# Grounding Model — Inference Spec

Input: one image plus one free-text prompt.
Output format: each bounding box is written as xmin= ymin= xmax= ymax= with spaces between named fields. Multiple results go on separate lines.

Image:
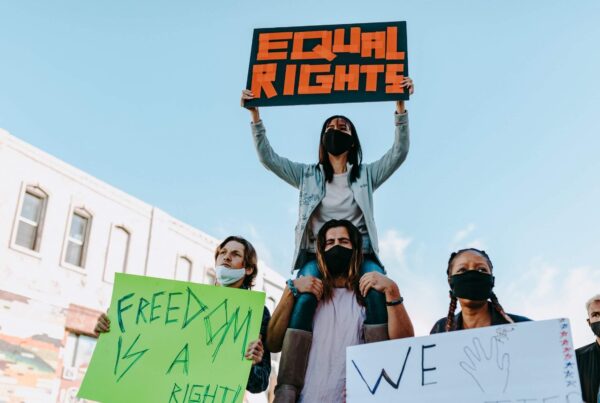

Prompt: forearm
xmin=250 ymin=109 xmax=260 ymax=124
xmin=385 ymin=285 xmax=414 ymax=339
xmin=266 ymin=288 xmax=295 ymax=352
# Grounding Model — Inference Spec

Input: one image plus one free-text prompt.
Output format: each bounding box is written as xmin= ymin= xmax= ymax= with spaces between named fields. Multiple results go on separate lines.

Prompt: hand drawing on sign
xmin=459 ymin=336 xmax=510 ymax=394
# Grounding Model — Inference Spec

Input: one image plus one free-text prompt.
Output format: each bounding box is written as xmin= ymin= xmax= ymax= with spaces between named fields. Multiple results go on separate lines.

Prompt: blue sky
xmin=1 ymin=0 xmax=599 ymax=345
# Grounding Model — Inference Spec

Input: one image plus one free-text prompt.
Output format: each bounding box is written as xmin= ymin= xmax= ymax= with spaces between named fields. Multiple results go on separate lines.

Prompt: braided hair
xmin=445 ymin=248 xmax=514 ymax=332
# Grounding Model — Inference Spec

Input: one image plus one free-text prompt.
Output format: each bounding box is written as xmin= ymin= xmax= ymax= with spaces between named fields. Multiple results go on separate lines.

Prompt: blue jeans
xmin=288 ymin=255 xmax=388 ymax=331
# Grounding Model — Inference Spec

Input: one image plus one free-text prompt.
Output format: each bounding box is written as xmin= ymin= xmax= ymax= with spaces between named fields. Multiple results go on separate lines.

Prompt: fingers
xmin=295 ymin=276 xmax=324 ymax=300
xmin=401 ymin=77 xmax=414 ymax=95
xmin=245 ymin=339 xmax=264 ymax=364
xmin=94 ymin=313 xmax=111 ymax=334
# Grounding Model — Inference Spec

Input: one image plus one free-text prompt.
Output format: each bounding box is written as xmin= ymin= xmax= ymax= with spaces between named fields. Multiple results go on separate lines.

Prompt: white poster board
xmin=347 ymin=319 xmax=583 ymax=403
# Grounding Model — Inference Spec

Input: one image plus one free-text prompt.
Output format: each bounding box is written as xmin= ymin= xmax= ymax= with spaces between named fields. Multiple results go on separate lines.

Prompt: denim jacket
xmin=251 ymin=112 xmax=409 ymax=271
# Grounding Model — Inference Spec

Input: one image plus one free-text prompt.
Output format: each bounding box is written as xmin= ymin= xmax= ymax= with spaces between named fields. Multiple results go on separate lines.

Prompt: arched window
xmin=14 ymin=185 xmax=48 ymax=251
xmin=175 ymin=256 xmax=192 ymax=282
xmin=103 ymin=226 xmax=130 ymax=283
xmin=64 ymin=208 xmax=92 ymax=268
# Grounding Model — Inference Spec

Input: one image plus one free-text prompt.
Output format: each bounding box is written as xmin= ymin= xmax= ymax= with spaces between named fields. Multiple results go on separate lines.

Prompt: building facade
xmin=0 ymin=129 xmax=284 ymax=402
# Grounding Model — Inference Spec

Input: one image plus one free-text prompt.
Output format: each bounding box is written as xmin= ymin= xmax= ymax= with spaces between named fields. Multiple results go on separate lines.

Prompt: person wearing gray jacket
xmin=241 ymin=79 xmax=413 ymax=402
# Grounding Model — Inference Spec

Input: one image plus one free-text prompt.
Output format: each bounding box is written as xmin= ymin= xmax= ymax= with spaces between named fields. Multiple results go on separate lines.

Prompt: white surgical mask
xmin=215 ymin=265 xmax=246 ymax=286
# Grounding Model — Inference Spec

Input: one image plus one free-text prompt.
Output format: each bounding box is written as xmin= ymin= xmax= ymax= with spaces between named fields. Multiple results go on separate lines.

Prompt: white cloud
xmin=450 ymin=223 xmax=486 ymax=251
xmin=379 ymin=230 xmax=448 ymax=337
xmin=498 ymin=258 xmax=600 ymax=348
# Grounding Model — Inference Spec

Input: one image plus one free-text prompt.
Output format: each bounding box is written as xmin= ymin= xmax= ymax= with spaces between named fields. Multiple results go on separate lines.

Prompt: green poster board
xmin=78 ymin=273 xmax=266 ymax=403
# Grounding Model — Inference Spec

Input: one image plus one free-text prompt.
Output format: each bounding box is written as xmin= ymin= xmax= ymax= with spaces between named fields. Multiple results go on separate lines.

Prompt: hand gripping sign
xmin=346 ymin=319 xmax=584 ymax=403
xmin=78 ymin=273 xmax=265 ymax=403
xmin=245 ymin=21 xmax=409 ymax=107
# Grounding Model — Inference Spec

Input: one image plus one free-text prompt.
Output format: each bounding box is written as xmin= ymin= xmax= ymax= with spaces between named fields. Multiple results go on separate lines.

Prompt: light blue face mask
xmin=215 ymin=265 xmax=246 ymax=286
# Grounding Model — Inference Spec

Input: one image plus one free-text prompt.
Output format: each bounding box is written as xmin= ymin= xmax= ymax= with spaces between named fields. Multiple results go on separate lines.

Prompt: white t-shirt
xmin=299 ymin=288 xmax=365 ymax=403
xmin=309 ymin=172 xmax=367 ymax=250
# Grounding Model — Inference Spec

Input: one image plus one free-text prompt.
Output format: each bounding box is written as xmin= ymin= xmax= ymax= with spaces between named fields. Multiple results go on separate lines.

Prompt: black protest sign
xmin=245 ymin=21 xmax=409 ymax=107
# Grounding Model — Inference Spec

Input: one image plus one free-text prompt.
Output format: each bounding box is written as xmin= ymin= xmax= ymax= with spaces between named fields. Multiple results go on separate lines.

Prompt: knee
xmin=297 ymin=259 xmax=321 ymax=279
xmin=360 ymin=259 xmax=385 ymax=275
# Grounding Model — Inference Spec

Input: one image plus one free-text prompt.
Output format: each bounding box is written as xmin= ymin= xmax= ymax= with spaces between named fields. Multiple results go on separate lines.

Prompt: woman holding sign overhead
xmin=430 ymin=248 xmax=531 ymax=334
xmin=94 ymin=235 xmax=271 ymax=394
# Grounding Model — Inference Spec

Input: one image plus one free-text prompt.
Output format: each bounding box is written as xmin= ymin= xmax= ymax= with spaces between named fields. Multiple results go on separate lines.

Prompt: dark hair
xmin=214 ymin=235 xmax=258 ymax=289
xmin=318 ymin=115 xmax=363 ymax=183
xmin=315 ymin=219 xmax=364 ymax=305
xmin=445 ymin=248 xmax=513 ymax=332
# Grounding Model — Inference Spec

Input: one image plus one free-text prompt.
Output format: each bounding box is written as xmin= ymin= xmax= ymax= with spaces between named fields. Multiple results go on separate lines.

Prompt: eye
xmin=477 ymin=266 xmax=488 ymax=273
xmin=456 ymin=267 xmax=466 ymax=274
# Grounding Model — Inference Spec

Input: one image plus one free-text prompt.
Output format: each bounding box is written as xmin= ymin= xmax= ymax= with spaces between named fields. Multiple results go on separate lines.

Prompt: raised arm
xmin=242 ymin=89 xmax=306 ymax=189
xmin=359 ymin=272 xmax=414 ymax=339
xmin=368 ymin=78 xmax=414 ymax=190
xmin=266 ymin=276 xmax=323 ymax=352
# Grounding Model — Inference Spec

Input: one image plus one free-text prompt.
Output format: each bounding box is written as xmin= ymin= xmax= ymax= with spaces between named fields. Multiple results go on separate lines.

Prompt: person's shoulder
xmin=430 ymin=317 xmax=448 ymax=334
xmin=507 ymin=313 xmax=531 ymax=323
xmin=575 ymin=342 xmax=597 ymax=356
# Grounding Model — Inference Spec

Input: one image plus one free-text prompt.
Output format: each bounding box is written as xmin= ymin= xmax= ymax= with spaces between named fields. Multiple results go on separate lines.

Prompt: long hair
xmin=315 ymin=219 xmax=364 ymax=304
xmin=318 ymin=115 xmax=363 ymax=183
xmin=445 ymin=248 xmax=513 ymax=332
xmin=214 ymin=235 xmax=258 ymax=289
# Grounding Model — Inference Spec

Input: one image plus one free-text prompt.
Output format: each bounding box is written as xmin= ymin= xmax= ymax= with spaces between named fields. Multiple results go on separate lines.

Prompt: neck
xmin=460 ymin=301 xmax=492 ymax=329
xmin=328 ymin=154 xmax=348 ymax=174
xmin=332 ymin=276 xmax=347 ymax=288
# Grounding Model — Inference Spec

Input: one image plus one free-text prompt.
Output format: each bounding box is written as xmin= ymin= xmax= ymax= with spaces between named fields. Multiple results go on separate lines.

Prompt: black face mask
xmin=590 ymin=321 xmax=600 ymax=338
xmin=449 ymin=270 xmax=495 ymax=301
xmin=324 ymin=129 xmax=354 ymax=156
xmin=323 ymin=245 xmax=353 ymax=277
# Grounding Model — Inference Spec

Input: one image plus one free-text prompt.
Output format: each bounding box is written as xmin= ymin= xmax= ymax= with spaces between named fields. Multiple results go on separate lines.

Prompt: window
xmin=64 ymin=209 xmax=92 ymax=267
xmin=205 ymin=267 xmax=216 ymax=285
xmin=14 ymin=186 xmax=48 ymax=251
xmin=175 ymin=256 xmax=192 ymax=281
xmin=63 ymin=332 xmax=96 ymax=379
xmin=104 ymin=226 xmax=130 ymax=282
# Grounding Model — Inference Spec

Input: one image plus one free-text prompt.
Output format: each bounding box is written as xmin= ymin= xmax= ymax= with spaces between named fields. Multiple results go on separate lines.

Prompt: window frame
xmin=60 ymin=206 xmax=93 ymax=273
xmin=174 ymin=255 xmax=193 ymax=282
xmin=102 ymin=224 xmax=131 ymax=284
xmin=10 ymin=183 xmax=49 ymax=257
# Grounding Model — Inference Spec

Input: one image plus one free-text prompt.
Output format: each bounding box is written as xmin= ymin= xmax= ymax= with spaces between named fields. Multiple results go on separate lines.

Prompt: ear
xmin=245 ymin=267 xmax=254 ymax=277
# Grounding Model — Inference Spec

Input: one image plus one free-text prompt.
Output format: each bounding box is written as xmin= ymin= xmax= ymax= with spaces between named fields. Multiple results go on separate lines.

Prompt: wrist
xmin=286 ymin=279 xmax=298 ymax=297
xmin=384 ymin=283 xmax=400 ymax=300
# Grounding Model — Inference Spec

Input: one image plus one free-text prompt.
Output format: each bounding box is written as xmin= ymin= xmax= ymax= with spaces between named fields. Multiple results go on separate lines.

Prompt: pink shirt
xmin=299 ymin=288 xmax=365 ymax=403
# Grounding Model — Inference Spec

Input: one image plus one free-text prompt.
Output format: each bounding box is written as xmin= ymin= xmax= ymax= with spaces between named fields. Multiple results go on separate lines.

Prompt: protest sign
xmin=347 ymin=319 xmax=583 ymax=403
xmin=245 ymin=21 xmax=409 ymax=107
xmin=78 ymin=273 xmax=266 ymax=403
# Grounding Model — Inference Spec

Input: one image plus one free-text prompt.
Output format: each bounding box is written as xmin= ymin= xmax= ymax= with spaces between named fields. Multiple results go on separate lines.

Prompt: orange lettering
xmin=298 ymin=64 xmax=333 ymax=94
xmin=251 ymin=64 xmax=278 ymax=98
xmin=334 ymin=64 xmax=360 ymax=91
xmin=361 ymin=31 xmax=386 ymax=59
xmin=291 ymin=31 xmax=336 ymax=61
xmin=385 ymin=64 xmax=405 ymax=93
xmin=385 ymin=27 xmax=405 ymax=60
xmin=333 ymin=27 xmax=361 ymax=53
xmin=283 ymin=65 xmax=297 ymax=95
xmin=257 ymin=32 xmax=293 ymax=61
xmin=360 ymin=65 xmax=384 ymax=92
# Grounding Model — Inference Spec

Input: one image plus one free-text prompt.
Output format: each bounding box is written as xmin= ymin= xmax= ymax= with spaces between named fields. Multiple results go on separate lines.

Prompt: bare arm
xmin=266 ymin=276 xmax=323 ymax=353
xmin=359 ymin=273 xmax=414 ymax=339
xmin=266 ymin=287 xmax=295 ymax=353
